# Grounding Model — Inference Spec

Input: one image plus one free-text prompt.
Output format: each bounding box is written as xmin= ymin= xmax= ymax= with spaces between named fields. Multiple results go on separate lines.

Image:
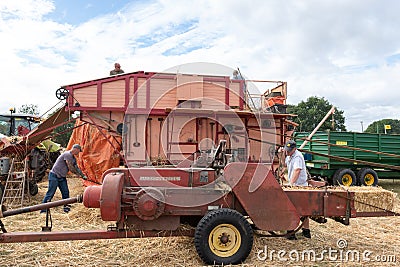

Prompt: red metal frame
xmin=92 ymin=163 xmax=378 ymax=230
xmin=225 ymin=163 xmax=301 ymax=230
xmin=0 ymin=229 xmax=194 ymax=243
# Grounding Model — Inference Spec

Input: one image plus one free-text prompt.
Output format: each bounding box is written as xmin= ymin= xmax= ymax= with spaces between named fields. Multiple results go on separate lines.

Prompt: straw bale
xmin=348 ymin=186 xmax=397 ymax=212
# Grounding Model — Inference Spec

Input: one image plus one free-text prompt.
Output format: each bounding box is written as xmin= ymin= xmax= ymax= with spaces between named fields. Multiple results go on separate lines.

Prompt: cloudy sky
xmin=1 ymin=0 xmax=399 ymax=132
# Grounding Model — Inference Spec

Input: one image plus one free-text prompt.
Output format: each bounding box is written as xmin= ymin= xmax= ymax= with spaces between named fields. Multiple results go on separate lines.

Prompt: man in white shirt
xmin=285 ymin=140 xmax=308 ymax=186
xmin=284 ymin=140 xmax=311 ymax=239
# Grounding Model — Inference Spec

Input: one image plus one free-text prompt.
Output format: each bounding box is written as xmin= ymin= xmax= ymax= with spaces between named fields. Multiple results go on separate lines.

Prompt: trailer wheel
xmin=194 ymin=208 xmax=253 ymax=265
xmin=333 ymin=168 xmax=356 ymax=186
xmin=357 ymin=168 xmax=378 ymax=186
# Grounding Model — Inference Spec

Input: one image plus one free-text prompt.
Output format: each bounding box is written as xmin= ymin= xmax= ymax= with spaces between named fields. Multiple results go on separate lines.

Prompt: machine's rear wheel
xmin=0 ymin=183 xmax=4 ymax=201
xmin=194 ymin=208 xmax=253 ymax=265
xmin=333 ymin=168 xmax=356 ymax=186
xmin=357 ymin=168 xmax=378 ymax=186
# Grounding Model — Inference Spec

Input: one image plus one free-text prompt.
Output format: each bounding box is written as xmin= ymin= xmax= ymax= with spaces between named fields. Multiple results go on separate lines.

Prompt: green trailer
xmin=294 ymin=131 xmax=400 ymax=186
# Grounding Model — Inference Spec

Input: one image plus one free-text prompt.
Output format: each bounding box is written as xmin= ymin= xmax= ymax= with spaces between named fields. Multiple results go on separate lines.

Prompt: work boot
xmin=286 ymin=230 xmax=297 ymax=240
xmin=63 ymin=205 xmax=71 ymax=213
xmin=302 ymin=228 xmax=311 ymax=238
xmin=311 ymin=216 xmax=327 ymax=223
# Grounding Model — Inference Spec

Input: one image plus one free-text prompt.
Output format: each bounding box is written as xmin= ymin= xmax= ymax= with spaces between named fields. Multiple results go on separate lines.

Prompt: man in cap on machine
xmin=284 ymin=140 xmax=311 ymax=239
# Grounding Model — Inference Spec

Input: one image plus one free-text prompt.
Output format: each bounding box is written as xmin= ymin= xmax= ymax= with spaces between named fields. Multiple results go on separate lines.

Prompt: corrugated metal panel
xmin=74 ymin=85 xmax=97 ymax=107
xmin=136 ymin=78 xmax=147 ymax=108
xmin=150 ymin=78 xmax=177 ymax=109
xmin=202 ymin=82 xmax=226 ymax=110
xmin=229 ymin=83 xmax=241 ymax=108
xmin=102 ymin=80 xmax=125 ymax=107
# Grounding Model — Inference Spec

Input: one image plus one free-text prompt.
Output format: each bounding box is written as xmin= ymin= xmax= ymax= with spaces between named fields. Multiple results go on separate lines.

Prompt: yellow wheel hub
xmin=342 ymin=174 xmax=353 ymax=186
xmin=208 ymin=224 xmax=241 ymax=257
xmin=364 ymin=173 xmax=374 ymax=186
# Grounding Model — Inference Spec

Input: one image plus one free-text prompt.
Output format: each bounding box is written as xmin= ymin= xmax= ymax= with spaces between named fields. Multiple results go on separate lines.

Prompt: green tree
xmin=51 ymin=121 xmax=74 ymax=147
xmin=365 ymin=119 xmax=400 ymax=134
xmin=287 ymin=96 xmax=346 ymax=132
xmin=18 ymin=104 xmax=40 ymax=115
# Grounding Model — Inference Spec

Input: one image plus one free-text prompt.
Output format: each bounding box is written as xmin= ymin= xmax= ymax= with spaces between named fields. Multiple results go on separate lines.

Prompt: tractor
xmin=0 ymin=110 xmax=62 ymax=198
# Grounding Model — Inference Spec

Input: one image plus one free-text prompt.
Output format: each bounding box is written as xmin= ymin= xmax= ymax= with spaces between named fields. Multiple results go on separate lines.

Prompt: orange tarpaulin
xmin=67 ymin=119 xmax=122 ymax=185
xmin=266 ymin=96 xmax=285 ymax=107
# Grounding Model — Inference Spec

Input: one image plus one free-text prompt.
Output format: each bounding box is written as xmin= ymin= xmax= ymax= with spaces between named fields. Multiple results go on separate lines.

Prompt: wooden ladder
xmin=1 ymin=158 xmax=28 ymax=209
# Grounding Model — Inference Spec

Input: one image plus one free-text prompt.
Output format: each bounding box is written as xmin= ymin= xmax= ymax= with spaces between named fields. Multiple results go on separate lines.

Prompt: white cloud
xmin=0 ymin=0 xmax=399 ymax=131
xmin=0 ymin=0 xmax=54 ymax=20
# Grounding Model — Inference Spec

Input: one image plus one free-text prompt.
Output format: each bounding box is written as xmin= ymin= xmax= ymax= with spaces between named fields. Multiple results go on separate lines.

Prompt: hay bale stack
xmin=347 ymin=186 xmax=397 ymax=212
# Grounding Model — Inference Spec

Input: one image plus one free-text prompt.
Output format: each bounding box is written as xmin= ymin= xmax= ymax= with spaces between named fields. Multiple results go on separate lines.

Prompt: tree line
xmin=286 ymin=96 xmax=400 ymax=134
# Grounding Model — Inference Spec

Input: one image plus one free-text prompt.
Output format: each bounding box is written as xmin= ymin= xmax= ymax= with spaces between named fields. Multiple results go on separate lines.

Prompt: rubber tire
xmin=194 ymin=208 xmax=253 ymax=265
xmin=34 ymin=166 xmax=47 ymax=182
xmin=29 ymin=182 xmax=39 ymax=196
xmin=0 ymin=183 xmax=4 ymax=202
xmin=333 ymin=168 xmax=356 ymax=186
xmin=29 ymin=148 xmax=48 ymax=182
xmin=357 ymin=168 xmax=378 ymax=186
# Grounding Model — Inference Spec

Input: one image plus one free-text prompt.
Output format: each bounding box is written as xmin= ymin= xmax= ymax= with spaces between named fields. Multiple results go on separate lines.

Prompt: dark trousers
xmin=42 ymin=172 xmax=70 ymax=204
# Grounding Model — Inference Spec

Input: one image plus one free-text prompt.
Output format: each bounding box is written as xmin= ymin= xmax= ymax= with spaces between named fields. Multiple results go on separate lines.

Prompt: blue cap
xmin=72 ymin=144 xmax=82 ymax=152
xmin=284 ymin=140 xmax=297 ymax=151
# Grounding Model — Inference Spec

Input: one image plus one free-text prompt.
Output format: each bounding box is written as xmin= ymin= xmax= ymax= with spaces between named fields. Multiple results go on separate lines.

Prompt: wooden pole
xmin=299 ymin=106 xmax=335 ymax=150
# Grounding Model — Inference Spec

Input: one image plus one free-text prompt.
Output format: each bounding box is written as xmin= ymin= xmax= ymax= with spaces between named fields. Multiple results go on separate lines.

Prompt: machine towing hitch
xmin=0 ymin=196 xmax=82 ymax=233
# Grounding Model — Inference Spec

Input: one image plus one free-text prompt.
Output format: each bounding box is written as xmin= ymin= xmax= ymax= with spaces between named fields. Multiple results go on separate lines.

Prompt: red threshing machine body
xmin=82 ymin=163 xmax=357 ymax=233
